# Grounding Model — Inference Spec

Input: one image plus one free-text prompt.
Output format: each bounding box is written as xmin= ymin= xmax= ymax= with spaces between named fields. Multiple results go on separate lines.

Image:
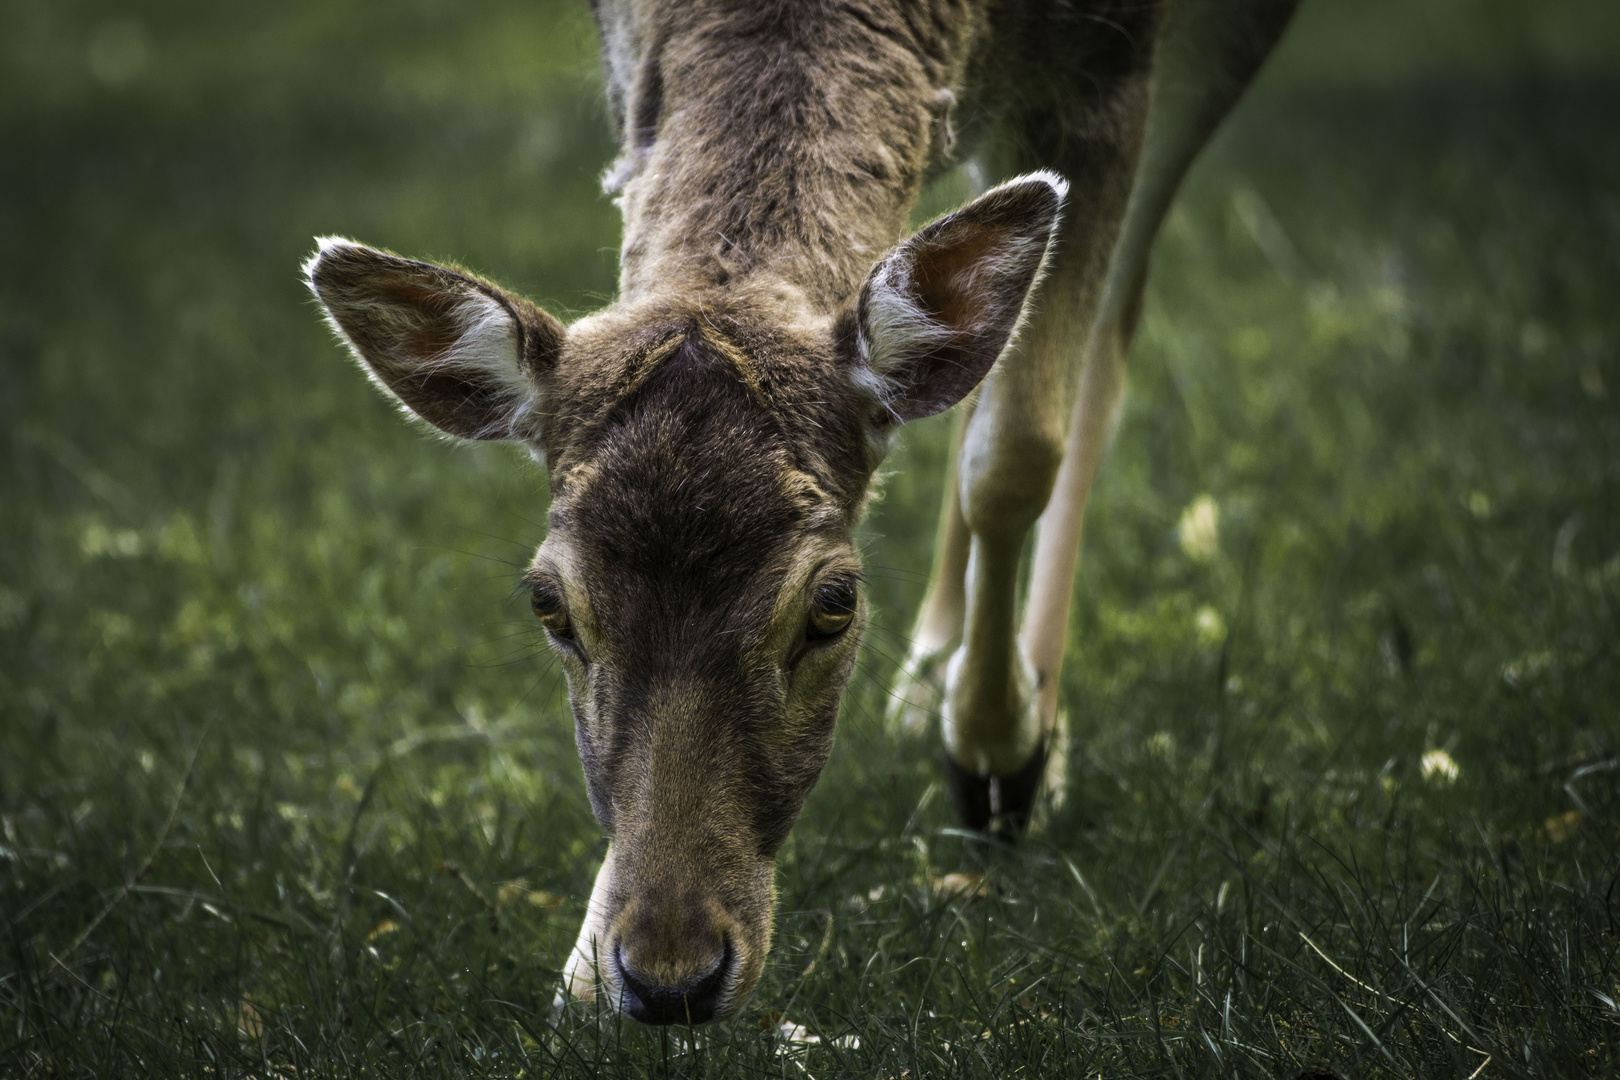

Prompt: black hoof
xmin=942 ymin=739 xmax=1048 ymax=840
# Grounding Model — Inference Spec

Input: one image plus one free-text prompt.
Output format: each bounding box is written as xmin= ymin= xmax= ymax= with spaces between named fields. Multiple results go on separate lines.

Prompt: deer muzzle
xmin=565 ymin=839 xmax=775 ymax=1024
xmin=611 ymin=892 xmax=738 ymax=1024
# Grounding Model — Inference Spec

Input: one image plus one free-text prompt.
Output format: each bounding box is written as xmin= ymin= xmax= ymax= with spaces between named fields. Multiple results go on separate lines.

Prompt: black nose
xmin=615 ymin=941 xmax=731 ymax=1025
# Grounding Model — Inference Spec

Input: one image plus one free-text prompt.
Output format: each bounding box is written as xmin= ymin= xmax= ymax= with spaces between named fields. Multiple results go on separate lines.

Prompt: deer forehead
xmin=548 ymin=328 xmax=849 ymax=510
xmin=534 ymin=328 xmax=855 ymax=633
xmin=545 ymin=305 xmax=865 ymax=476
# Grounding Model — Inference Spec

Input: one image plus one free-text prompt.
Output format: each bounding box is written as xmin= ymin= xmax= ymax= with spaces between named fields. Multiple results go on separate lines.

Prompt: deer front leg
xmin=940 ymin=325 xmax=1072 ymax=835
xmin=935 ymin=124 xmax=1147 ymax=833
xmin=1011 ymin=0 xmax=1306 ymax=770
xmin=557 ymin=844 xmax=618 ymax=1008
xmin=887 ymin=403 xmax=973 ymax=735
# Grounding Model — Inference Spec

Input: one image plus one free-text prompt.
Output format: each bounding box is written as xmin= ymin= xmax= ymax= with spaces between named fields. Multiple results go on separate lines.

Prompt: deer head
xmin=305 ymin=173 xmax=1064 ymax=1023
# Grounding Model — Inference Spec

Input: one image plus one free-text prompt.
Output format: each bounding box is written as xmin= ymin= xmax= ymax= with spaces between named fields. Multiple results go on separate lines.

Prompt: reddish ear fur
xmin=853 ymin=172 xmax=1066 ymax=423
xmin=305 ymin=238 xmax=565 ymax=444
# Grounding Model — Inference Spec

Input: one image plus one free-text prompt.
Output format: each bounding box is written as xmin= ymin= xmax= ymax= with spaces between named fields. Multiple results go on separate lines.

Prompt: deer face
xmin=530 ymin=327 xmax=870 ymax=1023
xmin=305 ymin=174 xmax=1063 ymax=1023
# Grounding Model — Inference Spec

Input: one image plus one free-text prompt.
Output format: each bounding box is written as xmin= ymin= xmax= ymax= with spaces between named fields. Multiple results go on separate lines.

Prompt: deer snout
xmin=612 ymin=895 xmax=739 ymax=1024
xmin=559 ymin=846 xmax=776 ymax=1022
xmin=615 ymin=939 xmax=732 ymax=1025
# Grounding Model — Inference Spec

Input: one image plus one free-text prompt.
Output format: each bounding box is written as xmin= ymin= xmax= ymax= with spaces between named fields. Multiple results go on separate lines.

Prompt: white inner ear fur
xmin=422 ymin=288 xmax=538 ymax=442
xmin=856 ymin=250 xmax=956 ymax=372
xmin=305 ymin=237 xmax=545 ymax=451
xmin=851 ymin=171 xmax=1068 ymax=416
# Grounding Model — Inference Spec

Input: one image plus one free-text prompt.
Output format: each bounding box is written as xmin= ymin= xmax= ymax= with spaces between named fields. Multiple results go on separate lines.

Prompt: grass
xmin=3 ymin=1 xmax=1618 ymax=1076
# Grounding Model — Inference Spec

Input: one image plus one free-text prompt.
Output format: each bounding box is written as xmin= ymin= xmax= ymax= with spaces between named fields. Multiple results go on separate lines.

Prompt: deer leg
xmin=920 ymin=2 xmax=1296 ymax=835
xmin=942 ymin=234 xmax=1121 ymax=833
xmin=942 ymin=133 xmax=1143 ymax=830
xmin=1020 ymin=216 xmax=1161 ymax=737
xmin=557 ymin=843 xmax=617 ymax=1007
xmin=1022 ymin=0 xmax=1304 ymax=735
xmin=939 ymin=0 xmax=1301 ymax=835
xmin=887 ymin=402 xmax=973 ymax=734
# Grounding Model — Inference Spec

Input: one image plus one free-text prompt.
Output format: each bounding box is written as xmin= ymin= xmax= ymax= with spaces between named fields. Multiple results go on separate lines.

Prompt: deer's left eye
xmin=531 ymin=582 xmax=573 ymax=640
xmin=807 ymin=577 xmax=857 ymax=640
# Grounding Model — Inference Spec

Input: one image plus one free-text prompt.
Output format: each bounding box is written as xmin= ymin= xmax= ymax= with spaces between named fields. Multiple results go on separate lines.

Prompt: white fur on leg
xmin=557 ymin=845 xmax=618 ymax=1010
xmin=885 ymin=636 xmax=953 ymax=736
xmin=1027 ymin=707 xmax=1070 ymax=834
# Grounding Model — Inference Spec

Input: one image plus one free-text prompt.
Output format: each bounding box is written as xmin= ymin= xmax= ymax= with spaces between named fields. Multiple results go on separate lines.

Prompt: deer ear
xmin=304 ymin=238 xmax=564 ymax=444
xmin=852 ymin=172 xmax=1065 ymax=423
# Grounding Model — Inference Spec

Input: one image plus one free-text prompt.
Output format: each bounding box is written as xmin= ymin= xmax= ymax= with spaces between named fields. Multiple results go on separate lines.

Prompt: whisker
xmin=488 ymin=508 xmax=552 ymax=539
xmin=414 ymin=543 xmax=527 ymax=570
xmin=447 ymin=521 xmax=545 ymax=550
xmin=864 ymin=563 xmax=933 ymax=582
xmin=866 ymin=622 xmax=927 ymax=650
xmin=517 ymin=664 xmax=568 ymax=710
xmin=852 ymin=659 xmax=945 ymax=727
xmin=856 ymin=638 xmax=909 ymax=674
xmin=471 ymin=628 xmax=550 ymax=647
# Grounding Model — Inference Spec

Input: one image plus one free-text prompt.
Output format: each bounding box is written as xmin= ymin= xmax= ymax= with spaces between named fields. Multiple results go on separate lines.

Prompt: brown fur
xmin=306 ymin=0 xmax=1299 ymax=1026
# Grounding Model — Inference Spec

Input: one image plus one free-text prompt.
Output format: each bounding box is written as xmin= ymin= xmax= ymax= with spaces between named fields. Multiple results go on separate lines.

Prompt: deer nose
xmin=615 ymin=940 xmax=732 ymax=1025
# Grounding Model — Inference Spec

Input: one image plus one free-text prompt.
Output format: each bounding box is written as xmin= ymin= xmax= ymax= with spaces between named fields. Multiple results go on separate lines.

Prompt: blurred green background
xmin=2 ymin=1 xmax=1618 ymax=1076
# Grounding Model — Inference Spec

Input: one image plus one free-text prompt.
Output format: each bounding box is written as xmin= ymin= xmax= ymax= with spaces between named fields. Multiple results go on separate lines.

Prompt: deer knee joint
xmin=958 ymin=425 xmax=1064 ymax=538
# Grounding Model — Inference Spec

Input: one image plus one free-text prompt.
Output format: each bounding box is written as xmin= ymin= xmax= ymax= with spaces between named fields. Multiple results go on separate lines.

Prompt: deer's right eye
xmin=806 ymin=576 xmax=858 ymax=641
xmin=531 ymin=583 xmax=573 ymax=640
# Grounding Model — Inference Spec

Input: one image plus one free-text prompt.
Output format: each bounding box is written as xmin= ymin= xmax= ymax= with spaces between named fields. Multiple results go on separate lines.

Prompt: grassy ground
xmin=3 ymin=1 xmax=1618 ymax=1076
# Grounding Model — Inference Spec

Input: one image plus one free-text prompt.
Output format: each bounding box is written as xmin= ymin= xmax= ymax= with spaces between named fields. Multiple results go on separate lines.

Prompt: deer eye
xmin=531 ymin=582 xmax=573 ymax=639
xmin=807 ymin=577 xmax=857 ymax=640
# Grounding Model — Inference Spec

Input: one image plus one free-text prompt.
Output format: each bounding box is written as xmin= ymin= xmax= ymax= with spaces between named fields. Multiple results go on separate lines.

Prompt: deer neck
xmin=611 ymin=12 xmax=959 ymax=312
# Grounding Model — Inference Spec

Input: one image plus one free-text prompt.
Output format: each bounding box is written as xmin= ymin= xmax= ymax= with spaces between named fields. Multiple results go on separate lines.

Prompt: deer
xmin=306 ymin=0 xmax=1299 ymax=1027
